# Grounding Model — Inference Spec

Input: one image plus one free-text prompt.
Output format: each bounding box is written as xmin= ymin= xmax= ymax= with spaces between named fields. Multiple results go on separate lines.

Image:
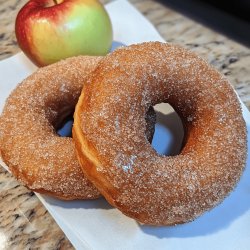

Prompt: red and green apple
xmin=15 ymin=0 xmax=113 ymax=67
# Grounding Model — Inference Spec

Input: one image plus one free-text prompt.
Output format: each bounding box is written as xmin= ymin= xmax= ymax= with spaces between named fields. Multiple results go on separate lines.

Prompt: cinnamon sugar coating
xmin=0 ymin=55 xmax=156 ymax=200
xmin=0 ymin=56 xmax=102 ymax=200
xmin=73 ymin=42 xmax=247 ymax=225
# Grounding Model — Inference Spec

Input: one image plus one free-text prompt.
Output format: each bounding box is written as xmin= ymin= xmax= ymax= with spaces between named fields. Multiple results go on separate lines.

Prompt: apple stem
xmin=53 ymin=0 xmax=58 ymax=4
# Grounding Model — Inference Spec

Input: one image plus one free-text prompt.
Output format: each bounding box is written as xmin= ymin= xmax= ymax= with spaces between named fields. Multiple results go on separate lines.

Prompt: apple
xmin=15 ymin=0 xmax=113 ymax=67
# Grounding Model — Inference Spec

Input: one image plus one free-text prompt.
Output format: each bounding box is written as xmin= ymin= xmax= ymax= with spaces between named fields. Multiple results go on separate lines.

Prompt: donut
xmin=0 ymin=55 xmax=156 ymax=200
xmin=0 ymin=56 xmax=101 ymax=200
xmin=73 ymin=42 xmax=247 ymax=225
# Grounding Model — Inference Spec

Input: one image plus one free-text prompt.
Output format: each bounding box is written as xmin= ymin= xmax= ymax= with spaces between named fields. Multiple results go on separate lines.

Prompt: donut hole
xmin=57 ymin=114 xmax=74 ymax=137
xmin=151 ymin=103 xmax=184 ymax=156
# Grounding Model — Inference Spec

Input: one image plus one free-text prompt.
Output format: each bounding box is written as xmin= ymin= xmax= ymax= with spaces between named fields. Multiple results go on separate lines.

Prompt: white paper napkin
xmin=0 ymin=1 xmax=250 ymax=249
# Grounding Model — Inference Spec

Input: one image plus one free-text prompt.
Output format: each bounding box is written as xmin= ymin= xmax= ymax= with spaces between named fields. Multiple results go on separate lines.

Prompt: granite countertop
xmin=0 ymin=0 xmax=250 ymax=249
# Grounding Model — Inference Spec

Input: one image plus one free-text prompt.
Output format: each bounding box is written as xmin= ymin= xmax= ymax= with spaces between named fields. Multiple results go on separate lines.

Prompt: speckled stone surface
xmin=0 ymin=0 xmax=250 ymax=248
xmin=0 ymin=168 xmax=73 ymax=249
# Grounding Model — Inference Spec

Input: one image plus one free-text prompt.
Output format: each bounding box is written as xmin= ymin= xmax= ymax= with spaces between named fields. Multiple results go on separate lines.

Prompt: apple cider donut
xmin=0 ymin=55 xmax=156 ymax=200
xmin=73 ymin=42 xmax=247 ymax=224
xmin=0 ymin=56 xmax=101 ymax=200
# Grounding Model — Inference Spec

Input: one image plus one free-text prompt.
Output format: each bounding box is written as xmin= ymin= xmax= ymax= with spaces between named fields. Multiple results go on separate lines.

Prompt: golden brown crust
xmin=73 ymin=42 xmax=247 ymax=225
xmin=0 ymin=56 xmax=103 ymax=200
xmin=0 ymin=55 xmax=156 ymax=200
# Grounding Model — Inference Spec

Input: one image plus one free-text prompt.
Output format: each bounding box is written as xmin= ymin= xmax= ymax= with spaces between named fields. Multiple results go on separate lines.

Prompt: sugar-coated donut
xmin=0 ymin=55 xmax=156 ymax=200
xmin=73 ymin=42 xmax=247 ymax=225
xmin=0 ymin=56 xmax=101 ymax=200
